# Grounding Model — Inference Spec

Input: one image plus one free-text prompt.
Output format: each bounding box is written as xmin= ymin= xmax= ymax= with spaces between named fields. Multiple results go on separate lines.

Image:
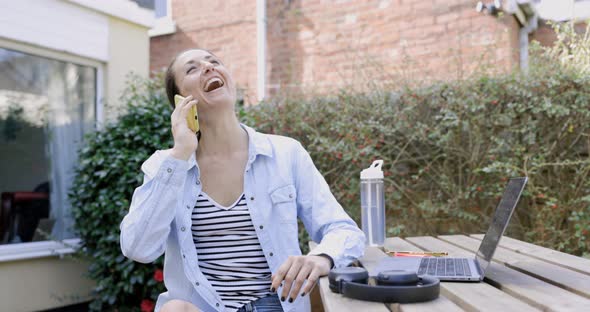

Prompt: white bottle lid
xmin=361 ymin=160 xmax=384 ymax=179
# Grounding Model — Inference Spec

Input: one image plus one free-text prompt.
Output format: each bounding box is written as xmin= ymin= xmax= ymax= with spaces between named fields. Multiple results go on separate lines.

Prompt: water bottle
xmin=360 ymin=160 xmax=385 ymax=247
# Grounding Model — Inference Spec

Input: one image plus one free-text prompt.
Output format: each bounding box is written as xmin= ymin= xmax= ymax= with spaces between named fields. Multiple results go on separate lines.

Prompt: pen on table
xmin=387 ymin=251 xmax=448 ymax=257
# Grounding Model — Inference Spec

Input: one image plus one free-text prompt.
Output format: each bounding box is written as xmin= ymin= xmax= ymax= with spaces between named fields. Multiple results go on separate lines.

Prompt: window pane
xmin=133 ymin=0 xmax=155 ymax=10
xmin=131 ymin=0 xmax=167 ymax=18
xmin=0 ymin=47 xmax=96 ymax=244
xmin=155 ymin=0 xmax=167 ymax=18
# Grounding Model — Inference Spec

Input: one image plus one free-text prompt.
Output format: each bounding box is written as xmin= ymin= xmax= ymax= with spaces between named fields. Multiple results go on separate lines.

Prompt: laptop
xmin=374 ymin=177 xmax=528 ymax=282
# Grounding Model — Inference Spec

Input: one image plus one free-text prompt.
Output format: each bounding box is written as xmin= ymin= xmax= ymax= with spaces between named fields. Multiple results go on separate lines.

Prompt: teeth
xmin=204 ymin=77 xmax=224 ymax=92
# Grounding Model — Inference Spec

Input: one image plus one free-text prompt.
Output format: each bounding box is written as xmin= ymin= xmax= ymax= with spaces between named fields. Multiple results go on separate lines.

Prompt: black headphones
xmin=328 ymin=267 xmax=440 ymax=303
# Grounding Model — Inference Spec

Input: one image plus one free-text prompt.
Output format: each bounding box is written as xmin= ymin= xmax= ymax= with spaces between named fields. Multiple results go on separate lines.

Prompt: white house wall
xmin=0 ymin=0 xmax=109 ymax=62
xmin=0 ymin=1 xmax=153 ymax=310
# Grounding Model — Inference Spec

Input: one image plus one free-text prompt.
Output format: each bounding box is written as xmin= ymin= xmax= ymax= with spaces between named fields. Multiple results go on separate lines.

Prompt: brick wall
xmin=150 ymin=0 xmax=258 ymax=103
xmin=265 ymin=0 xmax=520 ymax=97
xmin=151 ymin=0 xmax=522 ymax=105
xmin=532 ymin=20 xmax=587 ymax=47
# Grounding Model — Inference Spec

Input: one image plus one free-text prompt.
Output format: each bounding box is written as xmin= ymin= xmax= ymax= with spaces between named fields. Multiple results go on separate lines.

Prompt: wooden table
xmin=311 ymin=235 xmax=590 ymax=312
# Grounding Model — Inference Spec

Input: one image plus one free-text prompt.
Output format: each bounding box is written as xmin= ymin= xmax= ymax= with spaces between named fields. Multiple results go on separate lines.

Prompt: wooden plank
xmin=506 ymin=260 xmax=590 ymax=299
xmin=387 ymin=237 xmax=536 ymax=312
xmin=406 ymin=236 xmax=540 ymax=312
xmin=471 ymin=234 xmax=590 ymax=276
xmin=439 ymin=235 xmax=590 ymax=299
xmin=384 ymin=237 xmax=423 ymax=252
xmin=396 ymin=297 xmax=464 ymax=312
xmin=310 ymin=282 xmax=325 ymax=312
xmin=385 ymin=238 xmax=465 ymax=312
xmin=439 ymin=235 xmax=590 ymax=311
xmin=360 ymin=246 xmax=390 ymax=273
xmin=309 ymin=242 xmax=389 ymax=312
xmin=316 ymin=277 xmax=389 ymax=312
xmin=309 ymin=241 xmax=325 ymax=312
xmin=362 ymin=244 xmax=464 ymax=312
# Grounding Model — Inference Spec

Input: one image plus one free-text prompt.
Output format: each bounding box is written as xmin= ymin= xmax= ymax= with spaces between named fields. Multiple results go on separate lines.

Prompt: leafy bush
xmin=70 ymin=73 xmax=172 ymax=311
xmin=70 ymin=22 xmax=589 ymax=311
xmin=242 ymin=68 xmax=590 ymax=256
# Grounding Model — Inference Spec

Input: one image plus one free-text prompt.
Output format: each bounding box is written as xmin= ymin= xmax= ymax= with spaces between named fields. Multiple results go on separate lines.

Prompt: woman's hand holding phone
xmin=175 ymin=94 xmax=200 ymax=133
xmin=170 ymin=95 xmax=199 ymax=161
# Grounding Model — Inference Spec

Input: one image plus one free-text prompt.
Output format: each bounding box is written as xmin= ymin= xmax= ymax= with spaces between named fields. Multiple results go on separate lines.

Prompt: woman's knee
xmin=160 ymin=299 xmax=201 ymax=312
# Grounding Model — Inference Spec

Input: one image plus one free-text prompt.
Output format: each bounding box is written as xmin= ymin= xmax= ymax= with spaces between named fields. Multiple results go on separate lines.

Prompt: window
xmin=132 ymin=0 xmax=176 ymax=37
xmin=154 ymin=0 xmax=168 ymax=18
xmin=0 ymin=47 xmax=96 ymax=245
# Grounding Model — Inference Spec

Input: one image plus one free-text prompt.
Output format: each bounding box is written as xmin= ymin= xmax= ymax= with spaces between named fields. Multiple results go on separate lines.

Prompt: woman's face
xmin=173 ymin=49 xmax=236 ymax=109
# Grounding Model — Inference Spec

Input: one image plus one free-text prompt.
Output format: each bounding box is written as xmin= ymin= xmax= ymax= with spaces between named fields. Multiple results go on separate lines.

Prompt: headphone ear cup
xmin=328 ymin=267 xmax=369 ymax=294
xmin=377 ymin=270 xmax=419 ymax=285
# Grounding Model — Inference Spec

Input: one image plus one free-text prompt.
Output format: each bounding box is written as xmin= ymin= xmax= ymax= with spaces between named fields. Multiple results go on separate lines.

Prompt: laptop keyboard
xmin=418 ymin=258 xmax=472 ymax=277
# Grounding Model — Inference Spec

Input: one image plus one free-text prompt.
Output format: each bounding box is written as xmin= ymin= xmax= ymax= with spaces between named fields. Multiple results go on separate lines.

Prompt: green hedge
xmin=70 ymin=74 xmax=171 ymax=311
xmin=241 ymin=70 xmax=590 ymax=256
xmin=70 ymin=23 xmax=589 ymax=311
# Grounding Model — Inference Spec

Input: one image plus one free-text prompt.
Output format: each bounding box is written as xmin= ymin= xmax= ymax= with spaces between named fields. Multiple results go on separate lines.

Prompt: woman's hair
xmin=164 ymin=48 xmax=217 ymax=110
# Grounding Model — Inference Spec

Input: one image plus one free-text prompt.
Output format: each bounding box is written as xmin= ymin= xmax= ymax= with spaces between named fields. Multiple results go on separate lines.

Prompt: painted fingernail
xmin=270 ymin=287 xmax=275 ymax=292
xmin=301 ymin=292 xmax=306 ymax=297
xmin=288 ymin=298 xmax=293 ymax=303
xmin=280 ymin=296 xmax=285 ymax=302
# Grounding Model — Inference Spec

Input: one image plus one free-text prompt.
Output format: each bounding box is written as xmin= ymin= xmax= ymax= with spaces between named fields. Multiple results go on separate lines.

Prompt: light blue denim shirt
xmin=120 ymin=124 xmax=366 ymax=312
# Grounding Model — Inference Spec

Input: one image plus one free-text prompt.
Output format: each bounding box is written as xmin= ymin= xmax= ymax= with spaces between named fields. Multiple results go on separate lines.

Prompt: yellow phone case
xmin=174 ymin=94 xmax=199 ymax=133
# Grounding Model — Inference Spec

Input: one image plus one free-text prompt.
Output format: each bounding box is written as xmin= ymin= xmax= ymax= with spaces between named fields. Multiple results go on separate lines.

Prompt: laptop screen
xmin=475 ymin=177 xmax=527 ymax=274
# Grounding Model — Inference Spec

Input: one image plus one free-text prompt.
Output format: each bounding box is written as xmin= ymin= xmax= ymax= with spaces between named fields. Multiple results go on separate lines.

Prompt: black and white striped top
xmin=192 ymin=192 xmax=273 ymax=311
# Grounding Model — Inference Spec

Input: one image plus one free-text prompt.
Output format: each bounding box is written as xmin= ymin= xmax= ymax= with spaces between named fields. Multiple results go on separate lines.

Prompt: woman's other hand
xmin=270 ymin=255 xmax=332 ymax=303
xmin=170 ymin=95 xmax=199 ymax=161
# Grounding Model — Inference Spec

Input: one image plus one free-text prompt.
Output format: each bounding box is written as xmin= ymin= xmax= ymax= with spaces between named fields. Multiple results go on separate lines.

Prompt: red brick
xmin=436 ymin=12 xmax=460 ymax=24
xmin=151 ymin=0 xmax=563 ymax=104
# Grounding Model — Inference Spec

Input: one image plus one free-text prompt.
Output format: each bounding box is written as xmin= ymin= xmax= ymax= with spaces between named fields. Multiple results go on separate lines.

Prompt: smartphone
xmin=174 ymin=94 xmax=199 ymax=133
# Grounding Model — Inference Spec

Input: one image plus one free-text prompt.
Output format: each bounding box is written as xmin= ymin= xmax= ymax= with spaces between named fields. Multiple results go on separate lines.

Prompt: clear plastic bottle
xmin=360 ymin=160 xmax=385 ymax=247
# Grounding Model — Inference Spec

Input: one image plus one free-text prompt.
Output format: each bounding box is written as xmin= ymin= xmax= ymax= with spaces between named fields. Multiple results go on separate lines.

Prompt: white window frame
xmin=0 ymin=37 xmax=104 ymax=261
xmin=148 ymin=0 xmax=176 ymax=37
xmin=0 ymin=239 xmax=82 ymax=262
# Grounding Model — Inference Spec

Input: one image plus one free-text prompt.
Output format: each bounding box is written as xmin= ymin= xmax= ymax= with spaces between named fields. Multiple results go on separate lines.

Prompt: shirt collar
xmin=186 ymin=123 xmax=273 ymax=171
xmin=242 ymin=123 xmax=273 ymax=159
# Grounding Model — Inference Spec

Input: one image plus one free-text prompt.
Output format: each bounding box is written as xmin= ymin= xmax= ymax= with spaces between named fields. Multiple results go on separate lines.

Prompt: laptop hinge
xmin=474 ymin=260 xmax=484 ymax=277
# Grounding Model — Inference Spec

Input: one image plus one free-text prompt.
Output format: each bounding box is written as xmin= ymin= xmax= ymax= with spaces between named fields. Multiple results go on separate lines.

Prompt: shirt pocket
xmin=269 ymin=184 xmax=297 ymax=223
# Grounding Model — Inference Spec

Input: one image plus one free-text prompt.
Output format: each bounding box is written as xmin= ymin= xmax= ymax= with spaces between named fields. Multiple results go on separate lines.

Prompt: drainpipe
xmin=518 ymin=13 xmax=538 ymax=73
xmin=257 ymin=0 xmax=266 ymax=102
xmin=504 ymin=0 xmax=538 ymax=73
xmin=477 ymin=1 xmax=538 ymax=73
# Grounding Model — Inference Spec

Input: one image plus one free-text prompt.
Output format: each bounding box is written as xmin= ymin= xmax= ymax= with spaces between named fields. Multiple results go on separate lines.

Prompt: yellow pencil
xmin=387 ymin=251 xmax=448 ymax=257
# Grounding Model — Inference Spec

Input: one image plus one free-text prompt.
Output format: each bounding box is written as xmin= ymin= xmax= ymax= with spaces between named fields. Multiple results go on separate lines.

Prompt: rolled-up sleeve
xmin=120 ymin=153 xmax=189 ymax=263
xmin=293 ymin=143 xmax=366 ymax=268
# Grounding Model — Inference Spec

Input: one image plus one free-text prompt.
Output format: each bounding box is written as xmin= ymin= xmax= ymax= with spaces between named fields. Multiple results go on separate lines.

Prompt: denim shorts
xmin=235 ymin=294 xmax=283 ymax=312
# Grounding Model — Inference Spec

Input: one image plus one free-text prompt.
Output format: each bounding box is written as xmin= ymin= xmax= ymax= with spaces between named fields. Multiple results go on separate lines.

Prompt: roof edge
xmin=66 ymin=0 xmax=154 ymax=28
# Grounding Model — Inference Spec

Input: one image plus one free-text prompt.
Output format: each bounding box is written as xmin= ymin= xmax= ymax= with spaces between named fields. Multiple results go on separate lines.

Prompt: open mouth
xmin=204 ymin=77 xmax=225 ymax=92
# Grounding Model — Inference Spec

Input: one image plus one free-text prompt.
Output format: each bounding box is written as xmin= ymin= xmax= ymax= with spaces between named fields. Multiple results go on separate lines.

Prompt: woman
xmin=120 ymin=49 xmax=366 ymax=312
